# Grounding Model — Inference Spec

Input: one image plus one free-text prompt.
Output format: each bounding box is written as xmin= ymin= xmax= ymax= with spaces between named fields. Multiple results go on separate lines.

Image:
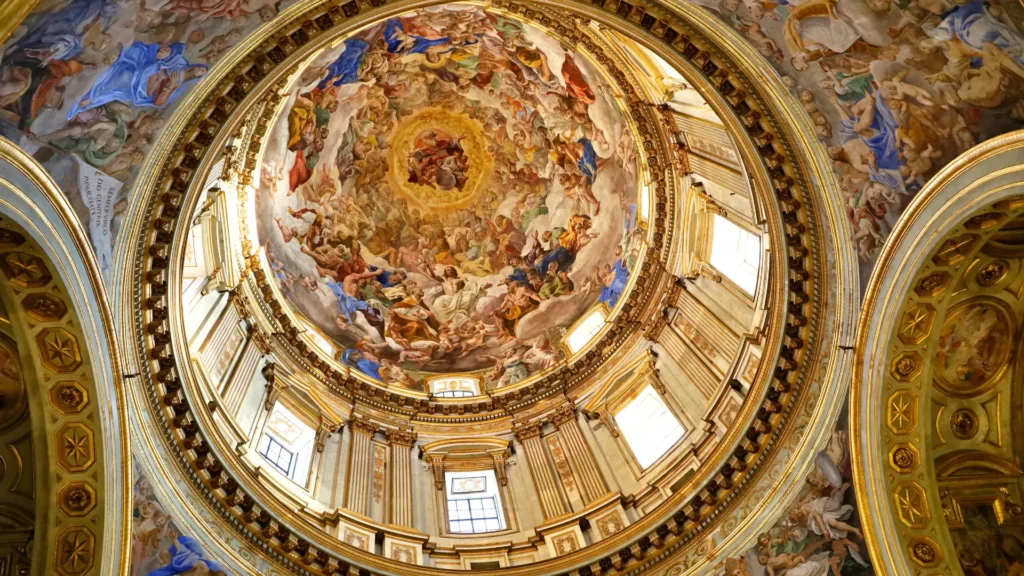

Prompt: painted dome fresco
xmin=255 ymin=4 xmax=644 ymax=390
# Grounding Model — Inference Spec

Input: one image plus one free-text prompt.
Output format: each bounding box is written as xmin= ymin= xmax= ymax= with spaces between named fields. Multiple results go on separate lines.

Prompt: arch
xmin=853 ymin=129 xmax=1024 ymax=574
xmin=0 ymin=138 xmax=131 ymax=575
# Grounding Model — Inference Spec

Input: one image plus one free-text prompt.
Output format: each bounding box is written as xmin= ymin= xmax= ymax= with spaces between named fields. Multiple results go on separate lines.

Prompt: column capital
xmin=426 ymin=454 xmax=445 ymax=490
xmin=314 ymin=418 xmax=338 ymax=453
xmin=550 ymin=403 xmax=578 ymax=427
xmin=385 ymin=428 xmax=418 ymax=447
xmin=512 ymin=421 xmax=542 ymax=441
xmin=350 ymin=416 xmax=379 ymax=436
xmin=262 ymin=362 xmax=283 ymax=411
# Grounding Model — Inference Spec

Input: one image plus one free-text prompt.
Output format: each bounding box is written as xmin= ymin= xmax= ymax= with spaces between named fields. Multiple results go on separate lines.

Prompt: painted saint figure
xmin=146 ymin=535 xmax=227 ymax=576
xmin=67 ymin=41 xmax=207 ymax=119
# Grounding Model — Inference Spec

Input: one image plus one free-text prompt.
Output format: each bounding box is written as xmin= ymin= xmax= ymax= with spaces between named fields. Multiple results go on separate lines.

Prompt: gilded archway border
xmin=853 ymin=130 xmax=1024 ymax=575
xmin=112 ymin=0 xmax=855 ymax=574
xmin=0 ymin=139 xmax=132 ymax=575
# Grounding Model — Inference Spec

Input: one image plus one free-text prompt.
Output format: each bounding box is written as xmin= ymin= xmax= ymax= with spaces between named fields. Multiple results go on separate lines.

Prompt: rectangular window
xmin=615 ymin=385 xmax=685 ymax=469
xmin=565 ymin=307 xmax=607 ymax=354
xmin=709 ymin=214 xmax=760 ymax=295
xmin=259 ymin=435 xmax=295 ymax=476
xmin=434 ymin=389 xmax=475 ymax=398
xmin=430 ymin=377 xmax=480 ymax=398
xmin=258 ymin=403 xmax=316 ymax=486
xmin=445 ymin=470 xmax=506 ymax=534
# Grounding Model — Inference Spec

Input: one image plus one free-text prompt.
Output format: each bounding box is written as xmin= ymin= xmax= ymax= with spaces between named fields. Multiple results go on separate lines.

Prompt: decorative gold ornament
xmin=977 ymin=259 xmax=1010 ymax=286
xmin=55 ymin=526 xmax=94 ymax=576
xmin=0 ymin=251 xmax=51 ymax=287
xmin=888 ymin=443 xmax=919 ymax=474
xmin=915 ymin=271 xmax=951 ymax=297
xmin=908 ymin=538 xmax=942 ymax=567
xmin=898 ymin=304 xmax=935 ymax=344
xmin=48 ymin=381 xmax=89 ymax=414
xmin=965 ymin=211 xmax=1006 ymax=230
xmin=890 ymin=351 xmax=923 ymax=382
xmin=0 ymin=227 xmax=26 ymax=248
xmin=887 ymin=390 xmax=918 ymax=435
xmin=35 ymin=328 xmax=82 ymax=374
xmin=932 ymin=234 xmax=979 ymax=266
xmin=894 ymin=482 xmax=929 ymax=528
xmin=58 ymin=482 xmax=97 ymax=517
xmin=22 ymin=292 xmax=68 ymax=322
xmin=949 ymin=408 xmax=979 ymax=439
xmin=56 ymin=423 xmax=95 ymax=473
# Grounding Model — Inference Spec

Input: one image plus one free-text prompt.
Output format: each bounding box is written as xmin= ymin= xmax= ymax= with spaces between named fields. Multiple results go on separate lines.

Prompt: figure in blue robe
xmin=326 ymin=280 xmax=379 ymax=324
xmin=839 ymin=89 xmax=903 ymax=191
xmin=343 ymin=348 xmax=382 ymax=380
xmin=67 ymin=42 xmax=207 ymax=120
xmin=533 ymin=246 xmax=575 ymax=274
xmin=147 ymin=536 xmax=225 ymax=576
xmin=599 ymin=259 xmax=629 ymax=308
xmin=929 ymin=0 xmax=1024 ymax=68
xmin=384 ymin=18 xmax=451 ymax=55
xmin=317 ymin=38 xmax=370 ymax=89
xmin=505 ymin=266 xmax=529 ymax=285
xmin=369 ymin=266 xmax=401 ymax=288
xmin=7 ymin=0 xmax=119 ymax=64
xmin=577 ymin=137 xmax=597 ymax=183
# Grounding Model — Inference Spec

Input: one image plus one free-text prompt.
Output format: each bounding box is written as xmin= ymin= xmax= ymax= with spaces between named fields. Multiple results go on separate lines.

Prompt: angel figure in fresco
xmin=40 ymin=102 xmax=129 ymax=167
xmin=67 ymin=42 xmax=208 ymax=119
xmin=146 ymin=535 xmax=227 ymax=576
xmin=483 ymin=347 xmax=529 ymax=387
xmin=324 ymin=268 xmax=386 ymax=338
xmin=788 ymin=481 xmax=863 ymax=540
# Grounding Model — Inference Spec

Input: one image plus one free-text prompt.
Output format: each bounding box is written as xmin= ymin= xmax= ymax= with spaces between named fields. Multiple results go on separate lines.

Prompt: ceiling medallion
xmin=949 ymin=407 xmax=979 ymax=440
xmin=387 ymin=108 xmax=493 ymax=213
xmin=976 ymin=259 xmax=1009 ymax=286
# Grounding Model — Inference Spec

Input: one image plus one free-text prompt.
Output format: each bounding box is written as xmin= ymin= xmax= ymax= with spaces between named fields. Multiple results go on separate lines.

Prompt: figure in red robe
xmin=561 ymin=54 xmax=594 ymax=105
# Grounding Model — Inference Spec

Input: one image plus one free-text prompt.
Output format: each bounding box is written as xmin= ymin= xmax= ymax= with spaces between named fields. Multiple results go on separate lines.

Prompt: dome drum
xmin=113 ymin=0 xmax=855 ymax=572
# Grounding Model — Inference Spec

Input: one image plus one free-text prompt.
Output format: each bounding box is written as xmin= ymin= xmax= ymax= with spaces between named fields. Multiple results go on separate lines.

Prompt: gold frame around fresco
xmin=109 ymin=0 xmax=856 ymax=575
xmin=0 ymin=139 xmax=131 ymax=576
xmin=853 ymin=130 xmax=1024 ymax=576
xmin=387 ymin=108 xmax=495 ymax=213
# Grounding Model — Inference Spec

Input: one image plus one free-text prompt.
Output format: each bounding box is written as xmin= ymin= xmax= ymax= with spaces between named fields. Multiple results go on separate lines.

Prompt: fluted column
xmin=385 ymin=428 xmax=417 ymax=527
xmin=345 ymin=417 xmax=378 ymax=516
xmin=659 ymin=319 xmax=718 ymax=400
xmin=514 ymin=422 xmax=568 ymax=519
xmin=551 ymin=405 xmax=607 ymax=504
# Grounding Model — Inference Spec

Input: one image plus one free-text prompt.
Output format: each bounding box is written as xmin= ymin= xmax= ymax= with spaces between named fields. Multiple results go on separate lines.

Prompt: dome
xmin=254 ymin=5 xmax=647 ymax=390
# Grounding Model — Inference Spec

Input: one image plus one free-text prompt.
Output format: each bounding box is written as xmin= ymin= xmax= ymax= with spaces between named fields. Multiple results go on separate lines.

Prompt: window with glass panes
xmin=434 ymin=389 xmax=474 ymax=398
xmin=709 ymin=214 xmax=761 ymax=295
xmin=615 ymin=384 xmax=685 ymax=469
xmin=445 ymin=470 xmax=506 ymax=534
xmin=259 ymin=435 xmax=295 ymax=476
